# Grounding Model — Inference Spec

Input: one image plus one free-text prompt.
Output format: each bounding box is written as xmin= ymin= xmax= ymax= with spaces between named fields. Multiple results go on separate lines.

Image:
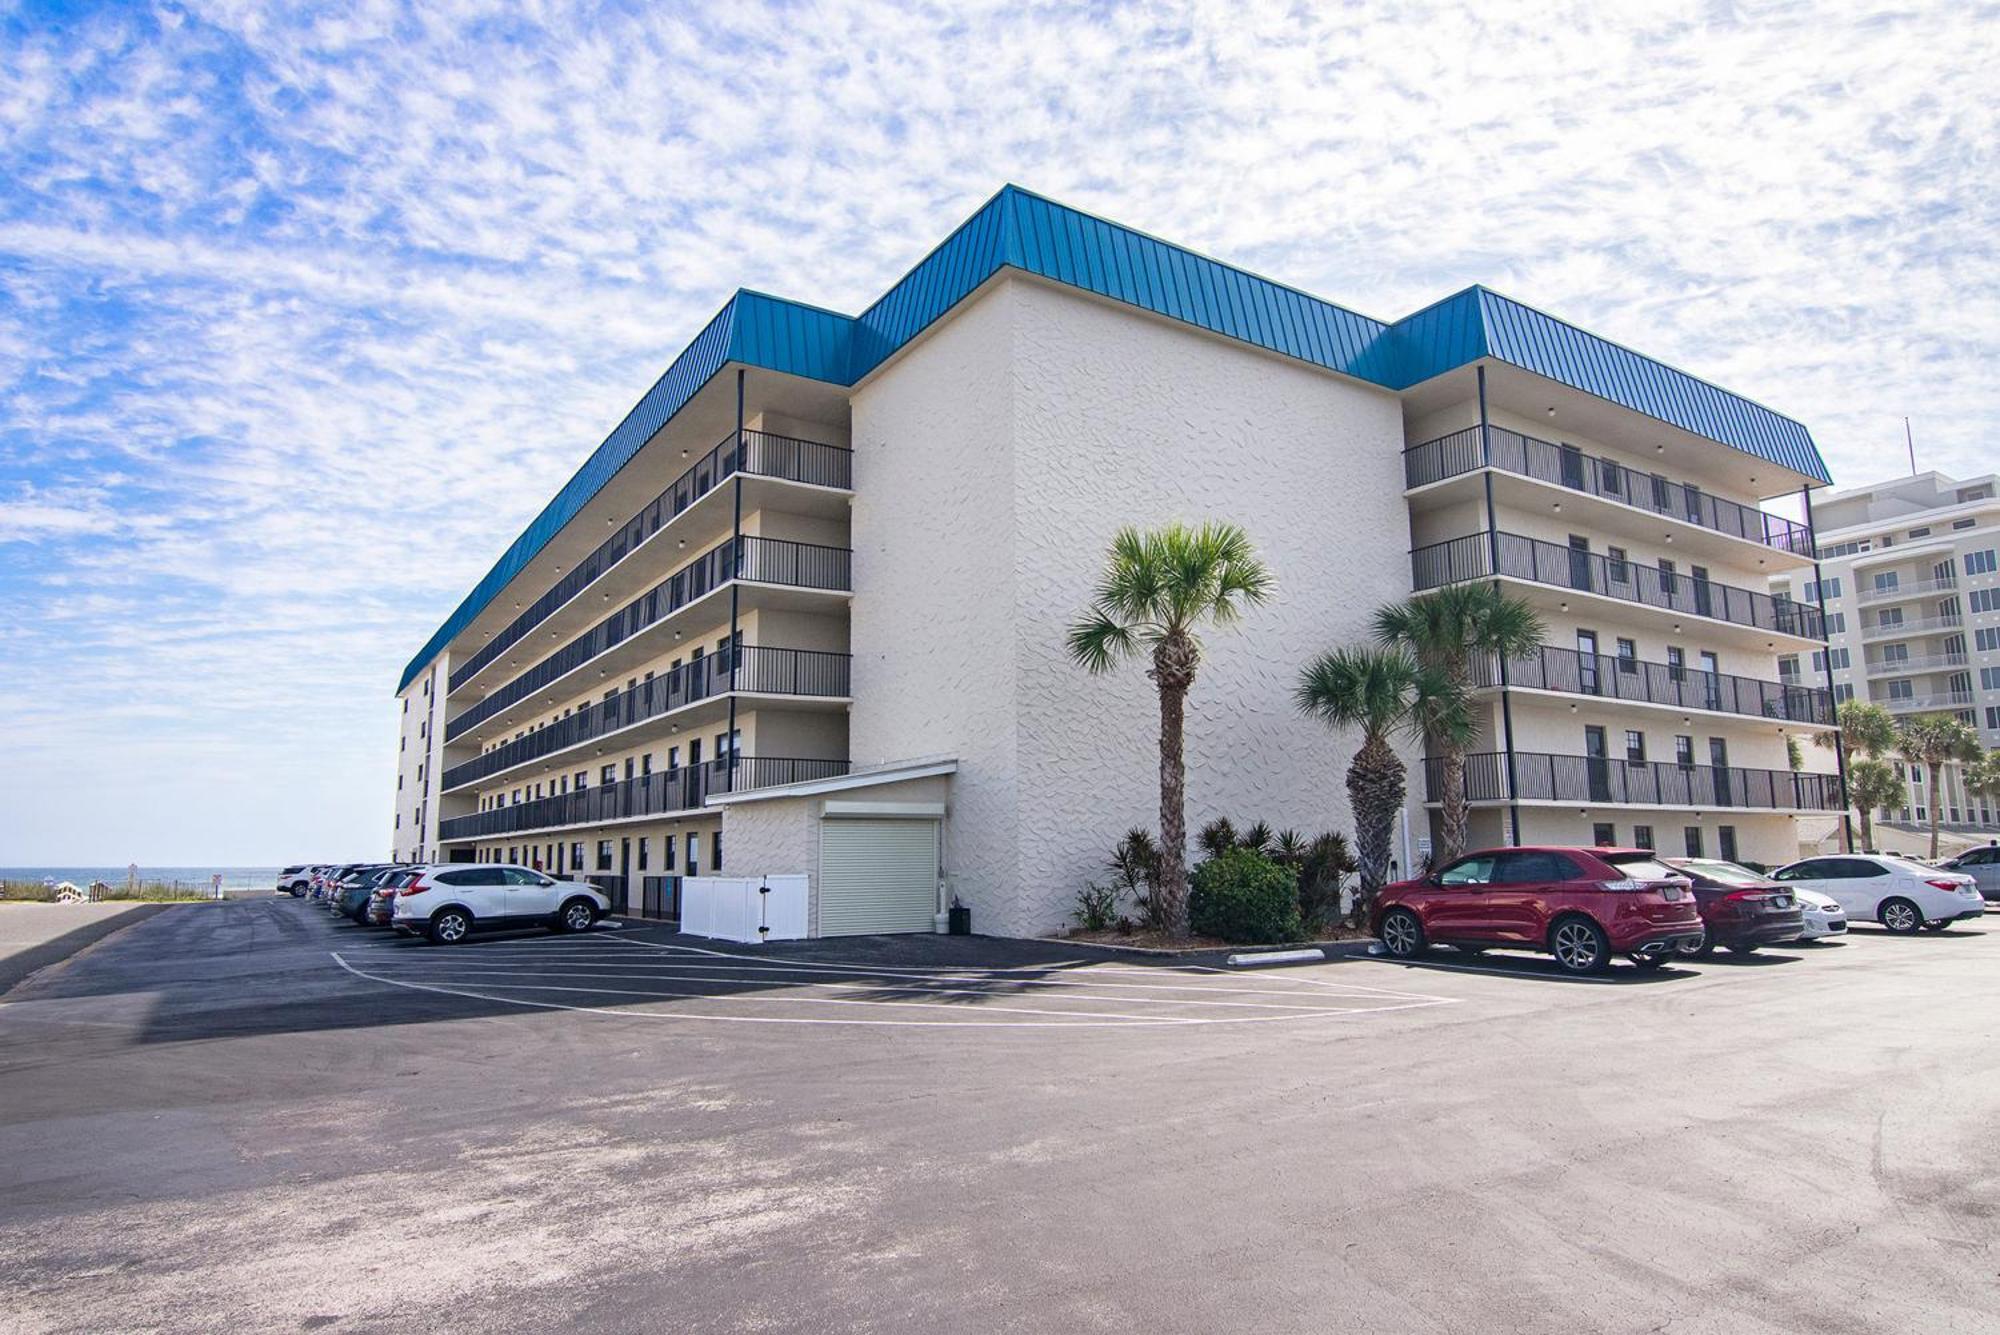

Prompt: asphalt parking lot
xmin=2 ymin=898 xmax=1996 ymax=1333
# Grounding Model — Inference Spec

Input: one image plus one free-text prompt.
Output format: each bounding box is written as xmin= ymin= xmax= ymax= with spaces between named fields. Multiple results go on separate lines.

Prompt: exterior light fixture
xmin=1553 ymin=502 xmax=1562 ymax=512
xmin=1547 ymin=407 xmax=1556 ymax=417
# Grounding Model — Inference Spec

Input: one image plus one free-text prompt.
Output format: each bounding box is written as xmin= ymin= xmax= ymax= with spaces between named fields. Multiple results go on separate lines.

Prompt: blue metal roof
xmin=401 ymin=186 xmax=1829 ymax=691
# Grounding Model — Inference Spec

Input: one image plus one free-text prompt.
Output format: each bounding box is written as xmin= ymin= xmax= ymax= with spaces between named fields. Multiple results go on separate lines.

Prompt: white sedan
xmin=1787 ymin=886 xmax=1847 ymax=941
xmin=1770 ymin=854 xmax=1985 ymax=935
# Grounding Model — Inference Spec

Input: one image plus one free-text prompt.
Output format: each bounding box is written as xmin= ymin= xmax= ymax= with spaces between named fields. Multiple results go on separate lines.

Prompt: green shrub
xmin=1189 ymin=848 xmax=1302 ymax=944
xmin=1072 ymin=882 xmax=1119 ymax=932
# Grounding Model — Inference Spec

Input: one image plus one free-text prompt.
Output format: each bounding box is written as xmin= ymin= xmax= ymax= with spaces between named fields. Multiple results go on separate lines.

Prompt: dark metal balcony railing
xmin=1426 ymin=752 xmax=1842 ymax=812
xmin=450 ymin=430 xmax=852 ymax=693
xmin=440 ymin=645 xmax=851 ymax=792
xmin=1412 ymin=532 xmax=1825 ymax=639
xmin=438 ymin=755 xmax=851 ymax=843
xmin=1404 ymin=426 xmax=1814 ymax=557
xmin=444 ymin=534 xmax=852 ymax=743
xmin=1473 ymin=644 xmax=1833 ymax=725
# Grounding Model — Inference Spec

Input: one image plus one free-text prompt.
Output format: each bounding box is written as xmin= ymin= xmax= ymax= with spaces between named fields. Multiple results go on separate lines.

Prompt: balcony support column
xmin=728 ymin=369 xmax=745 ymax=795
xmin=1802 ymin=484 xmax=1853 ymax=852
xmin=1479 ymin=364 xmax=1522 ymax=846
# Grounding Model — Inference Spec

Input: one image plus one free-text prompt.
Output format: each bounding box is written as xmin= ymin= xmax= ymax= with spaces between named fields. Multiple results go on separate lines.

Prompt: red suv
xmin=1373 ymin=846 xmax=1703 ymax=975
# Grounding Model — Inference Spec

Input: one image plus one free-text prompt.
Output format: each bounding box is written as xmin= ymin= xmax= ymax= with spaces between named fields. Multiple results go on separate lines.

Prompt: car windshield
xmin=1600 ymin=852 xmax=1684 ymax=881
xmin=1666 ymin=858 xmax=1770 ymax=888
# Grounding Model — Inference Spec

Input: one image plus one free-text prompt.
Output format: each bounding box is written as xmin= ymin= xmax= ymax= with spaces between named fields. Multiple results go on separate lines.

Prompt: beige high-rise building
xmin=393 ymin=187 xmax=1844 ymax=937
xmin=1778 ymin=471 xmax=2000 ymax=836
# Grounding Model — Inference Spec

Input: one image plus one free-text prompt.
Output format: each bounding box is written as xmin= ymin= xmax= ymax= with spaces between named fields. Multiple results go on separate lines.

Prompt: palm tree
xmin=1895 ymin=713 xmax=1982 ymax=859
xmin=1816 ymin=700 xmax=1898 ymax=852
xmin=1295 ymin=646 xmax=1469 ymax=917
xmin=1963 ymin=750 xmax=2000 ymax=820
xmin=1068 ymin=521 xmax=1274 ymax=939
xmin=1373 ymin=585 xmax=1544 ymax=862
xmin=1845 ymin=758 xmax=1906 ymax=854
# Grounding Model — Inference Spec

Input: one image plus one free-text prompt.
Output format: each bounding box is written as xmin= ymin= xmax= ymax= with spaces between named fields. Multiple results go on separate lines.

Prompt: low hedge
xmin=1189 ymin=848 xmax=1302 ymax=944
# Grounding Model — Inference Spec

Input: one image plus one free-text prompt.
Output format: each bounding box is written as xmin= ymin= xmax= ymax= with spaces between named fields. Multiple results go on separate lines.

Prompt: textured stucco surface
xmin=848 ymin=276 xmax=1420 ymax=938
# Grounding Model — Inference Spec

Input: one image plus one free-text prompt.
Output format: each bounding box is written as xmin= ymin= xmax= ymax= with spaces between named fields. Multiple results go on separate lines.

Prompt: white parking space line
xmin=328 ymin=945 xmax=1456 ymax=1029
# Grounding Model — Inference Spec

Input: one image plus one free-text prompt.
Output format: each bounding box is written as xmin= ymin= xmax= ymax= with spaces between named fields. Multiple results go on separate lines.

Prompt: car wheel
xmin=1723 ymin=942 xmax=1759 ymax=954
xmin=1628 ymin=952 xmax=1667 ymax=970
xmin=1878 ymin=898 xmax=1922 ymax=935
xmin=1549 ymin=917 xmax=1610 ymax=975
xmin=1922 ymin=921 xmax=1951 ymax=933
xmin=429 ymin=908 xmax=472 ymax=945
xmin=554 ymin=898 xmax=598 ymax=934
xmin=1379 ymin=908 xmax=1426 ymax=959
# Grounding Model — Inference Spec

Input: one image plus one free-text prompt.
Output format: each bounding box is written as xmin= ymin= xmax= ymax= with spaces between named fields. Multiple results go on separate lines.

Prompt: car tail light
xmin=398 ymin=876 xmax=430 ymax=897
xmin=1926 ymin=878 xmax=1963 ymax=892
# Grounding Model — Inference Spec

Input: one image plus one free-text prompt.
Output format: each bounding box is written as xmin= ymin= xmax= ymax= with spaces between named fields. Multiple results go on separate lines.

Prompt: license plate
xmin=1663 ymin=885 xmax=1684 ymax=901
xmin=1773 ymin=896 xmax=1791 ymax=909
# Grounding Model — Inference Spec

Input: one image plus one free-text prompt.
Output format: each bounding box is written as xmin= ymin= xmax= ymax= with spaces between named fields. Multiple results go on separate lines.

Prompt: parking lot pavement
xmin=1 ymin=899 xmax=1997 ymax=1334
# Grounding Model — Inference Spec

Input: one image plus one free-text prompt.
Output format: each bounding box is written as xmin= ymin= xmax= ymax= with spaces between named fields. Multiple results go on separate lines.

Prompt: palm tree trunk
xmin=1438 ymin=749 xmax=1468 ymax=865
xmin=1156 ymin=681 xmax=1189 ymax=938
xmin=1929 ymin=761 xmax=1943 ymax=859
xmin=1347 ymin=733 xmax=1407 ymax=922
xmin=1858 ymin=805 xmax=1875 ymax=855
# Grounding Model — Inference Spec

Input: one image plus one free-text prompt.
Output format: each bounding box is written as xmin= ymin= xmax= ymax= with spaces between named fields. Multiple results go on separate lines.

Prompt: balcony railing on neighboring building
xmin=449 ymin=430 xmax=853 ymax=693
xmin=1860 ymin=613 xmax=1963 ymax=640
xmin=1402 ymin=425 xmax=1814 ymax=557
xmin=444 ymin=534 xmax=853 ymax=744
xmin=1882 ymin=692 xmax=1977 ymax=714
xmin=1411 ymin=532 xmax=1825 ymax=639
xmin=1426 ymin=751 xmax=1842 ymax=812
xmin=440 ymin=645 xmax=852 ymax=792
xmin=1856 ymin=576 xmax=1958 ymax=606
xmin=1865 ymin=652 xmax=1969 ymax=676
xmin=1472 ymin=644 xmax=1833 ymax=725
xmin=437 ymin=755 xmax=851 ymax=843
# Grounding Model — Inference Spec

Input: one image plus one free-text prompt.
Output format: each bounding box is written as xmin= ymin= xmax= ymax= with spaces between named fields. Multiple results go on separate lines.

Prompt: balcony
xmin=450 ymin=430 xmax=852 ymax=694
xmin=1864 ymin=652 xmax=1968 ymax=677
xmin=1412 ymin=532 xmax=1825 ymax=640
xmin=1857 ymin=576 xmax=1957 ymax=606
xmin=1860 ymin=613 xmax=1963 ymax=641
xmin=1426 ymin=752 xmax=1843 ymax=812
xmin=444 ymin=534 xmax=852 ymax=744
xmin=1473 ymin=644 xmax=1832 ymax=726
xmin=1403 ymin=426 xmax=1814 ymax=558
xmin=438 ymin=755 xmax=851 ymax=843
xmin=1882 ymin=692 xmax=1977 ymax=714
xmin=440 ymin=645 xmax=851 ymax=792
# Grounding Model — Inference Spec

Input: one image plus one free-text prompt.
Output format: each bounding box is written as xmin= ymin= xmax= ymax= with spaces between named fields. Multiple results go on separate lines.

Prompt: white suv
xmin=391 ymin=864 xmax=610 ymax=944
xmin=1770 ymin=855 xmax=1985 ymax=934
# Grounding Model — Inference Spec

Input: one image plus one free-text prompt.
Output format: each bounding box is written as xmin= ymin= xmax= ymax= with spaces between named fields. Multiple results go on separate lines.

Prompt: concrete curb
xmin=0 ymin=903 xmax=172 ymax=997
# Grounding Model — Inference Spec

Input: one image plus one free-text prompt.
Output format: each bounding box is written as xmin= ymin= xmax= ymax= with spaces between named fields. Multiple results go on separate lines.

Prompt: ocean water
xmin=0 ymin=866 xmax=285 ymax=891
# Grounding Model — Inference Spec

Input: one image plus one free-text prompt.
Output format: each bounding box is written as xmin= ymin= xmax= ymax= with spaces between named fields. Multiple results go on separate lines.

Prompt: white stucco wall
xmin=849 ymin=275 xmax=1420 ymax=938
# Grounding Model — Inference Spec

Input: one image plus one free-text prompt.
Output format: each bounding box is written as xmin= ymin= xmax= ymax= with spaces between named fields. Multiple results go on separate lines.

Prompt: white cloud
xmin=0 ymin=0 xmax=1993 ymax=861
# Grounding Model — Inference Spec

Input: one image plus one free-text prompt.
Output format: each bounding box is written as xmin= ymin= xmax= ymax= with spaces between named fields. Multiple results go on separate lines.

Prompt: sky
xmin=0 ymin=0 xmax=1994 ymax=864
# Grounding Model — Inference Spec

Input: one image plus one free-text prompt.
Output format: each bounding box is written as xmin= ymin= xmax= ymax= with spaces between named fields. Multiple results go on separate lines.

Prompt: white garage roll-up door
xmin=818 ymin=818 xmax=940 ymax=936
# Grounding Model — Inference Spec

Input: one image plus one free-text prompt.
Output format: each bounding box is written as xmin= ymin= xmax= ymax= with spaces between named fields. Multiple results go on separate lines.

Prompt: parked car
xmin=1788 ymin=886 xmax=1849 ymax=942
xmin=336 ymin=868 xmax=401 ymax=923
xmin=1660 ymin=858 xmax=1807 ymax=955
xmin=1770 ymin=854 xmax=1985 ymax=934
xmin=1373 ymin=846 xmax=1703 ymax=975
xmin=277 ymin=865 xmax=314 ymax=896
xmin=1939 ymin=844 xmax=2000 ymax=903
xmin=366 ymin=871 xmax=422 ymax=926
xmin=391 ymin=864 xmax=610 ymax=944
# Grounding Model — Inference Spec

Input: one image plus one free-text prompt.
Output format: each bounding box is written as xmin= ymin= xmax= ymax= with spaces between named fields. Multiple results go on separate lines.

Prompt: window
xmin=1910 ymin=765 xmax=1923 ymax=785
xmin=1591 ymin=823 xmax=1615 ymax=846
xmin=1972 ymin=589 xmax=2000 ymax=613
xmin=1966 ymin=549 xmax=1998 ymax=575
xmin=570 ymin=842 xmax=584 ymax=868
xmin=637 ymin=837 xmax=649 ymax=871
xmin=1984 ymin=668 xmax=2000 ymax=690
xmin=1876 ymin=607 xmax=1905 ymax=629
xmin=1439 ymin=855 xmax=1498 ymax=886
xmin=1607 ymin=546 xmax=1630 ymax=582
xmin=1882 ymin=642 xmax=1910 ymax=664
xmin=1616 ymin=638 xmax=1638 ymax=673
xmin=1953 ymin=518 xmax=1977 ymax=531
xmin=1804 ymin=577 xmax=1842 ymax=601
xmin=1825 ymin=612 xmax=1845 ymax=634
xmin=1625 ymin=730 xmax=1646 ymax=765
xmin=1683 ymin=826 xmax=1704 ymax=857
xmin=1669 ymin=647 xmax=1688 ymax=681
xmin=574 ymin=770 xmax=587 ymax=790
xmin=1675 ymin=735 xmax=1694 ymax=769
xmin=686 ymin=832 xmax=701 ymax=876
xmin=713 ymin=829 xmax=722 ymax=870
xmin=596 ymin=840 xmax=613 ymax=871
xmin=1829 ymin=648 xmax=1850 ymax=670
xmin=1633 ymin=824 xmax=1654 ymax=850
xmin=1835 ymin=683 xmax=1855 ymax=703
xmin=1888 ymin=679 xmax=1914 ymax=700
xmin=1976 ymin=628 xmax=2000 ymax=651
xmin=1873 ymin=572 xmax=1899 ymax=593
xmin=663 ymin=835 xmax=676 ymax=870
xmin=601 ymin=764 xmax=616 ymax=785
xmin=1909 ymin=527 xmax=1931 ymax=539
xmin=1493 ymin=851 xmax=1584 ymax=883
xmin=1718 ymin=826 xmax=1738 ymax=862
xmin=1987 ymin=707 xmax=2000 ymax=730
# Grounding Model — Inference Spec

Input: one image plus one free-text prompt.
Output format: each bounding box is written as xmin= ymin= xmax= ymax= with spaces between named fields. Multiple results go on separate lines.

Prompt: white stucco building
xmin=393 ymin=186 xmax=1844 ymax=936
xmin=1778 ymin=470 xmax=2000 ymax=833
